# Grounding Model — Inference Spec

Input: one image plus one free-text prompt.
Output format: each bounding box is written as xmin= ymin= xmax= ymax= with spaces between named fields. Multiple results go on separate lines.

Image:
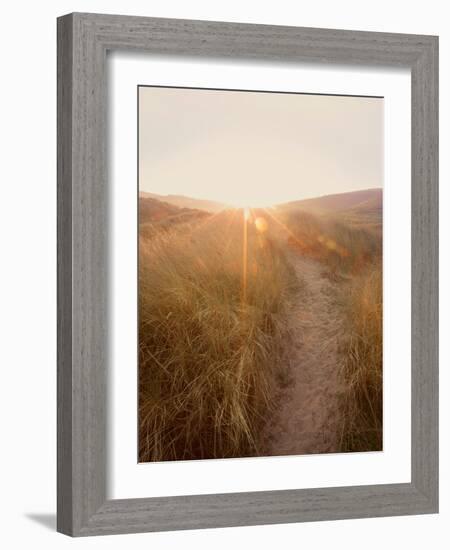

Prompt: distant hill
xmin=276 ymin=188 xmax=382 ymax=215
xmin=139 ymin=196 xmax=209 ymax=233
xmin=139 ymin=196 xmax=182 ymax=223
xmin=139 ymin=191 xmax=229 ymax=213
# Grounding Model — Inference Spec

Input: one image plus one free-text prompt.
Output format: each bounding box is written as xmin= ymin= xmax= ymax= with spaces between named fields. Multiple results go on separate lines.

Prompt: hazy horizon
xmin=139 ymin=87 xmax=383 ymax=208
xmin=140 ymin=186 xmax=382 ymax=208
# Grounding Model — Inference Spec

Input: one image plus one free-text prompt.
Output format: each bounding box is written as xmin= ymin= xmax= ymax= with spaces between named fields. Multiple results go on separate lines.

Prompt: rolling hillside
xmin=276 ymin=188 xmax=382 ymax=215
xmin=139 ymin=196 xmax=210 ymax=239
xmin=139 ymin=191 xmax=229 ymax=213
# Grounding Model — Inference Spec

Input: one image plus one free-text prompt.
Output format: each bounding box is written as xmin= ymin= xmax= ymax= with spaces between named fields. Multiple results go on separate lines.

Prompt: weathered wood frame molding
xmin=57 ymin=13 xmax=438 ymax=536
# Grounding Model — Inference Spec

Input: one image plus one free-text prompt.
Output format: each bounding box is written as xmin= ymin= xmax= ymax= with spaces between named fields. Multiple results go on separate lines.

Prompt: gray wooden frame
xmin=57 ymin=12 xmax=439 ymax=537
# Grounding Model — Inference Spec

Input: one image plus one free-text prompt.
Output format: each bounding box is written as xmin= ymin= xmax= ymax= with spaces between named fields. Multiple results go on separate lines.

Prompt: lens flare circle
xmin=254 ymin=217 xmax=268 ymax=233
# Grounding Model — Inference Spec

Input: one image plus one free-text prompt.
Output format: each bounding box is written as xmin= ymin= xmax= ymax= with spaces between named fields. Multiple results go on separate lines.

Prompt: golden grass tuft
xmin=284 ymin=210 xmax=381 ymax=275
xmin=338 ymin=263 xmax=383 ymax=452
xmin=139 ymin=212 xmax=295 ymax=462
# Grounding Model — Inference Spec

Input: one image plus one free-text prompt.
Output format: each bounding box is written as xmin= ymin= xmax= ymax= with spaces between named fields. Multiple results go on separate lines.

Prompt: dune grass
xmin=139 ymin=201 xmax=383 ymax=460
xmin=282 ymin=208 xmax=383 ymax=452
xmin=283 ymin=210 xmax=381 ymax=275
xmin=337 ymin=263 xmax=383 ymax=451
xmin=138 ymin=211 xmax=295 ymax=462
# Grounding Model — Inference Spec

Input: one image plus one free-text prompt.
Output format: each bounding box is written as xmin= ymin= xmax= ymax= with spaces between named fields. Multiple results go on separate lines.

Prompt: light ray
xmin=184 ymin=206 xmax=232 ymax=237
xmin=262 ymin=207 xmax=306 ymax=248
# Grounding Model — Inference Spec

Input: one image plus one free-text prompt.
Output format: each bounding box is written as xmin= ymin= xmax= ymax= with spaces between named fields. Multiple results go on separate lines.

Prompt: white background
xmin=0 ymin=1 xmax=447 ymax=549
xmin=110 ymin=55 xmax=411 ymax=498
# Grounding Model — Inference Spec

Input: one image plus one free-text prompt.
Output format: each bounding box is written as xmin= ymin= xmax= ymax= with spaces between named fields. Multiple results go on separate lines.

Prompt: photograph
xmin=138 ymin=85 xmax=384 ymax=463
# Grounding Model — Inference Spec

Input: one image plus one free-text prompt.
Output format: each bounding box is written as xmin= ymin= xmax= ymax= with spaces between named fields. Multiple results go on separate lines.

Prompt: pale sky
xmin=139 ymin=86 xmax=383 ymax=207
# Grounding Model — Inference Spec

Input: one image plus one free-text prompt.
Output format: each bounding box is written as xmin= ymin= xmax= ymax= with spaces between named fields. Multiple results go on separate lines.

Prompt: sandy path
xmin=263 ymin=250 xmax=345 ymax=456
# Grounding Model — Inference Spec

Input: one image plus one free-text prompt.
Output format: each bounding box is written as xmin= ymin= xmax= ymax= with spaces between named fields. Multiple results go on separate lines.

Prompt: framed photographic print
xmin=137 ymin=85 xmax=384 ymax=462
xmin=57 ymin=13 xmax=438 ymax=536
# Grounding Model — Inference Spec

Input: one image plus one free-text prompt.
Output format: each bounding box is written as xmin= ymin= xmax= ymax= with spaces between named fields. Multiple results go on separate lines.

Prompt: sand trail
xmin=263 ymin=251 xmax=345 ymax=456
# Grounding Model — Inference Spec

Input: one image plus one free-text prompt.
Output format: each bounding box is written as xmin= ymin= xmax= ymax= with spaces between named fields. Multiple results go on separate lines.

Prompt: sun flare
xmin=226 ymin=197 xmax=277 ymax=209
xmin=254 ymin=216 xmax=268 ymax=233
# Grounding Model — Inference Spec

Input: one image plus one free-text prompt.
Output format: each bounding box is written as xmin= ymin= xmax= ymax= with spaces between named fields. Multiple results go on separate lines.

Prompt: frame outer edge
xmin=73 ymin=12 xmax=109 ymax=535
xmin=57 ymin=12 xmax=439 ymax=536
xmin=78 ymin=484 xmax=428 ymax=536
xmin=74 ymin=11 xmax=427 ymax=65
xmin=411 ymin=36 xmax=439 ymax=509
xmin=57 ymin=13 xmax=74 ymax=536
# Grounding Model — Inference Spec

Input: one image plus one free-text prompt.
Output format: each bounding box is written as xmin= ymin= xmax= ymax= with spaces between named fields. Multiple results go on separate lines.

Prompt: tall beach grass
xmin=139 ymin=212 xmax=295 ymax=462
xmin=283 ymin=210 xmax=381 ymax=275
xmin=338 ymin=264 xmax=383 ymax=451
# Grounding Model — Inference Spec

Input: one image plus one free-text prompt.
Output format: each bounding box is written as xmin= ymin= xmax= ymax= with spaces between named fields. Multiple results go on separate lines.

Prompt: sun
xmin=226 ymin=197 xmax=276 ymax=209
